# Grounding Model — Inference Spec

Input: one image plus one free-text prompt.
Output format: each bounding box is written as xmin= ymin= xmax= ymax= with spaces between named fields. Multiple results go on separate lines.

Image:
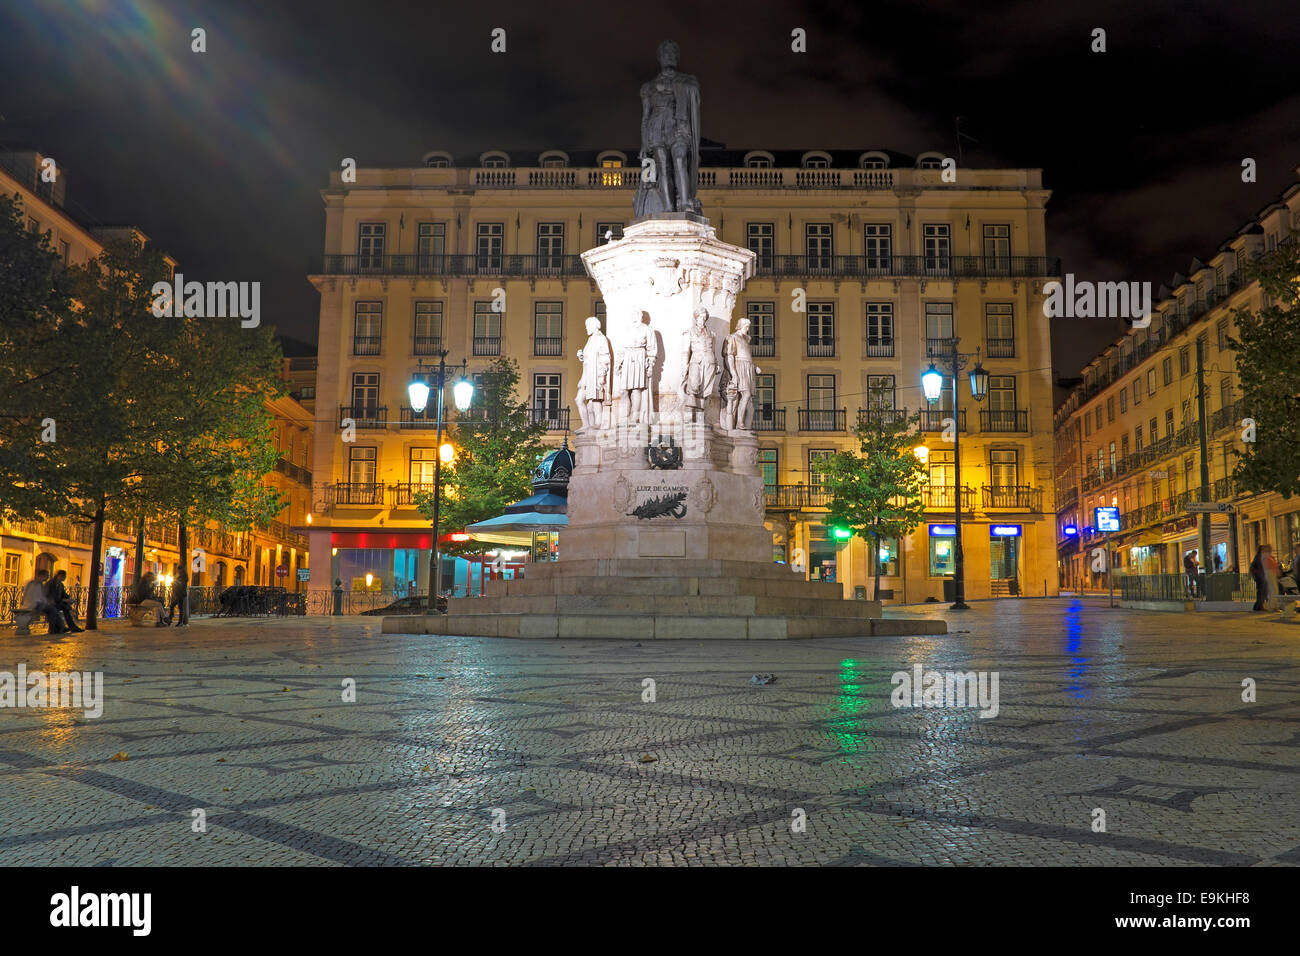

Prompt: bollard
xmin=332 ymin=579 xmax=343 ymax=616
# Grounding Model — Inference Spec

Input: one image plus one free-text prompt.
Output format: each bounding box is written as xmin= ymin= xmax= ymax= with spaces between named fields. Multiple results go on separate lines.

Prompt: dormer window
xmin=422 ymin=150 xmax=453 ymax=168
xmin=747 ymin=157 xmax=772 ymax=168
xmin=479 ymin=151 xmax=510 ymax=168
xmin=858 ymin=151 xmax=889 ymax=169
xmin=917 ymin=153 xmax=945 ymax=169
xmin=804 ymin=157 xmax=829 ymax=169
xmin=538 ymin=150 xmax=569 ymax=168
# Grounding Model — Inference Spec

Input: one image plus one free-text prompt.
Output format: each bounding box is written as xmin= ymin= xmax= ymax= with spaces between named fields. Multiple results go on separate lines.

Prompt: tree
xmin=1229 ymin=243 xmax=1300 ymax=498
xmin=820 ymin=390 xmax=927 ymax=599
xmin=414 ymin=357 xmax=547 ymax=556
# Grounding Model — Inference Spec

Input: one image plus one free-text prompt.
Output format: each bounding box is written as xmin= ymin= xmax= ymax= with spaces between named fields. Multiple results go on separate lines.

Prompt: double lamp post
xmin=407 ymin=350 xmax=474 ymax=611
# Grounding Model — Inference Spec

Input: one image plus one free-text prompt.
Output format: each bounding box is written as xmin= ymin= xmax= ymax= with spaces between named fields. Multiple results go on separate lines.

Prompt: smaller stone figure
xmin=575 ymin=316 xmax=613 ymax=430
xmin=680 ymin=305 xmax=719 ymax=424
xmin=721 ymin=317 xmax=759 ymax=430
xmin=617 ymin=310 xmax=657 ymax=424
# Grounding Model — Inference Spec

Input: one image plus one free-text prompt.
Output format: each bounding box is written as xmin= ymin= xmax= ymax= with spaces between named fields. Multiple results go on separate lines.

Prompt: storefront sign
xmin=929 ymin=524 xmax=957 ymax=536
xmin=1094 ymin=507 xmax=1120 ymax=533
xmin=990 ymin=525 xmax=1022 ymax=537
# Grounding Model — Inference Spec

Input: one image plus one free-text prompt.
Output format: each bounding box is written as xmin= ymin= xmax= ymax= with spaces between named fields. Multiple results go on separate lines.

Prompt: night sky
xmin=4 ymin=0 xmax=1298 ymax=385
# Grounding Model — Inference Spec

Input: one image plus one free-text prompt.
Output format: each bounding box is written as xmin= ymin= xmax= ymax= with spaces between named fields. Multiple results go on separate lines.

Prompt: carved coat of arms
xmin=650 ymin=257 xmax=683 ymax=297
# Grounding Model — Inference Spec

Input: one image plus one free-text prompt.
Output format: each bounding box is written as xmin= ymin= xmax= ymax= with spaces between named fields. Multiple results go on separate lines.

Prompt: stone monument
xmin=389 ymin=41 xmax=944 ymax=640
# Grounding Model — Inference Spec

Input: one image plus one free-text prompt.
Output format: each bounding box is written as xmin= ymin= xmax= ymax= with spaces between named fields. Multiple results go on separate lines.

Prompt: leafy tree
xmin=415 ymin=357 xmax=547 ymax=557
xmin=1229 ymin=243 xmax=1300 ymax=498
xmin=820 ymin=389 xmax=927 ymax=599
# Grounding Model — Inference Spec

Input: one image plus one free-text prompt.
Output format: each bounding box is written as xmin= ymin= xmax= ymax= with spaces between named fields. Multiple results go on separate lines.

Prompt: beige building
xmin=1053 ymin=173 xmax=1300 ymax=590
xmin=0 ymin=150 xmax=310 ymax=603
xmin=306 ymin=147 xmax=1062 ymax=601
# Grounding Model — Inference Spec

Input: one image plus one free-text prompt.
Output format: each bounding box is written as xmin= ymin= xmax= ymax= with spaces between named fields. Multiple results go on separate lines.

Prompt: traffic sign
xmin=1185 ymin=502 xmax=1234 ymax=514
xmin=275 ymin=564 xmax=289 ymax=578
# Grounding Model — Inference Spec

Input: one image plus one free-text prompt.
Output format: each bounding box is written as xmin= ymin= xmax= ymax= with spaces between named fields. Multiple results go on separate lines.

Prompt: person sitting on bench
xmin=129 ymin=572 xmax=170 ymax=626
xmin=20 ymin=569 xmax=64 ymax=633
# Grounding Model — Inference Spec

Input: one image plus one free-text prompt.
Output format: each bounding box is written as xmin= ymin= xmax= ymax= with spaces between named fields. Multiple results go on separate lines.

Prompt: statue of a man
xmin=680 ymin=306 xmax=719 ymax=424
xmin=617 ymin=310 xmax=657 ymax=424
xmin=722 ymin=317 xmax=759 ymax=430
xmin=635 ymin=40 xmax=701 ymax=217
xmin=575 ymin=316 xmax=612 ymax=430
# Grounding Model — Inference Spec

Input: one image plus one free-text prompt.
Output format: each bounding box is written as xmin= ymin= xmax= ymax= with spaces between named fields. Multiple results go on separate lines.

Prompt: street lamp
xmin=920 ymin=340 xmax=987 ymax=610
xmin=409 ymin=351 xmax=473 ymax=612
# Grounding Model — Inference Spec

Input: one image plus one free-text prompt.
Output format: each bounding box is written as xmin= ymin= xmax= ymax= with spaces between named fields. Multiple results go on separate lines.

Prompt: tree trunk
xmin=177 ymin=517 xmax=189 ymax=625
xmin=86 ymin=496 xmax=105 ymax=630
xmin=133 ymin=514 xmax=146 ymax=585
xmin=871 ymin=528 xmax=882 ymax=602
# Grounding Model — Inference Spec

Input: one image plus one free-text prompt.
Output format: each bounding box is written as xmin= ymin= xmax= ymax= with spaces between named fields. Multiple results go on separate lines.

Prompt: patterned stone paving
xmin=0 ymin=598 xmax=1297 ymax=866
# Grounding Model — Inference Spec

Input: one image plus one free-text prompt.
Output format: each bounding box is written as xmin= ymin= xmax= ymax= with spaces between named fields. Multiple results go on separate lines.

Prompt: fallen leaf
xmin=110 ymin=752 xmax=129 ymax=761
xmin=638 ymin=754 xmax=658 ymax=763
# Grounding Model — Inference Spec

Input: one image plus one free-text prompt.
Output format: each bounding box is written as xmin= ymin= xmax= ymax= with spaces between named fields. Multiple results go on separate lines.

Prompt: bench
xmin=125 ymin=603 xmax=160 ymax=626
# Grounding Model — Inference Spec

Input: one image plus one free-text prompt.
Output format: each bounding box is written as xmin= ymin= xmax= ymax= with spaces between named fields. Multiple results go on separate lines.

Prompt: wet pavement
xmin=0 ymin=599 xmax=1297 ymax=865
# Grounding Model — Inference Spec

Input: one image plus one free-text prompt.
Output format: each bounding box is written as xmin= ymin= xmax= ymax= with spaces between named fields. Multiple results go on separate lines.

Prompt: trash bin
xmin=942 ymin=576 xmax=955 ymax=602
xmin=853 ymin=585 xmax=866 ymax=600
xmin=1204 ymin=572 xmax=1235 ymax=602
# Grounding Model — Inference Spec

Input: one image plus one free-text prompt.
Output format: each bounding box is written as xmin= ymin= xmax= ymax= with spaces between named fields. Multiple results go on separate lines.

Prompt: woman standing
xmin=1250 ymin=545 xmax=1268 ymax=612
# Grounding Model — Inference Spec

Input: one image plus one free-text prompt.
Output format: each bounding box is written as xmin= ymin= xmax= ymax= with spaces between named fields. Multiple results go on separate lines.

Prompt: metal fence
xmin=1117 ymin=572 xmax=1258 ymax=603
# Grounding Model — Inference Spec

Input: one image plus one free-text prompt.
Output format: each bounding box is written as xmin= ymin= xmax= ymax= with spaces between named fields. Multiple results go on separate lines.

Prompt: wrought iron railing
xmin=980 ymin=409 xmax=1030 ymax=433
xmin=333 ymin=482 xmax=384 ymax=506
xmin=753 ymin=408 xmax=786 ymax=432
xmin=533 ymin=336 xmax=563 ymax=357
xmin=530 ymin=406 xmax=570 ymax=431
xmin=918 ymin=409 xmax=967 ymax=432
xmin=798 ymin=408 xmax=846 ymax=431
xmin=985 ymin=338 xmax=1015 ymax=358
xmin=473 ymin=335 xmax=502 ymax=356
xmin=982 ymin=485 xmax=1044 ymax=511
xmin=921 ymin=485 xmax=976 ymax=510
xmin=352 ymin=335 xmax=382 ymax=356
xmin=338 ymin=405 xmax=387 ymax=429
xmin=391 ymin=483 xmax=436 ymax=507
xmin=399 ymin=406 xmax=438 ymax=430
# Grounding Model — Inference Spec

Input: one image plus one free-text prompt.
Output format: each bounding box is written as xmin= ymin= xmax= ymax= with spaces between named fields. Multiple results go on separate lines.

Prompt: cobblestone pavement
xmin=0 ymin=599 xmax=1297 ymax=866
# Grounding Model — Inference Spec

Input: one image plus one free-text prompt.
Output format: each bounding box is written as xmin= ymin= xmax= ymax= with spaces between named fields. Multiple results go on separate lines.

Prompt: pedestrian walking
xmin=1183 ymin=549 xmax=1200 ymax=598
xmin=168 ymin=568 xmax=188 ymax=626
xmin=20 ymin=568 xmax=64 ymax=632
xmin=45 ymin=569 xmax=84 ymax=632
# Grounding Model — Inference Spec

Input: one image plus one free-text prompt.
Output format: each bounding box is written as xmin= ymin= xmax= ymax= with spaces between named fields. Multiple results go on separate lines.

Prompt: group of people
xmin=19 ymin=568 xmax=84 ymax=633
xmin=18 ymin=567 xmax=188 ymax=631
xmin=1249 ymin=544 xmax=1298 ymax=612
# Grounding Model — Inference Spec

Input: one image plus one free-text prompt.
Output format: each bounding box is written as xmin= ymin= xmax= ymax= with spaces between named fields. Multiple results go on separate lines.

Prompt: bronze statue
xmin=635 ymin=40 xmax=701 ymax=217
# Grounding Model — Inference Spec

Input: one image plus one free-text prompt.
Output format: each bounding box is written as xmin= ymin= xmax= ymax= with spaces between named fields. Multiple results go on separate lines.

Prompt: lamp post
xmin=408 ymin=350 xmax=473 ymax=612
xmin=921 ymin=340 xmax=987 ymax=610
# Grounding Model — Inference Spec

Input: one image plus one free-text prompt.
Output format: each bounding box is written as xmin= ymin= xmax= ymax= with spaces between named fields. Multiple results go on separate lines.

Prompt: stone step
xmin=442 ymin=592 xmax=879 ymax=619
xmin=526 ymin=558 xmax=803 ymax=581
xmin=486 ymin=573 xmax=845 ymax=601
xmin=383 ymin=612 xmax=945 ymax=640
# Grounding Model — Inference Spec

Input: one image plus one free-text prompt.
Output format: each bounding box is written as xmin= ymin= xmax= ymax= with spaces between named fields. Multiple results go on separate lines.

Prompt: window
xmin=417 ymin=222 xmax=445 ymax=264
xmin=473 ymin=301 xmax=502 ymax=354
xmin=1121 ymin=434 xmax=1130 ymax=459
xmin=1180 ymin=400 xmax=1191 ymax=427
xmin=1120 ymin=388 xmax=1128 ymax=413
xmin=533 ymin=373 xmax=561 ymax=415
xmin=1135 ymin=425 xmax=1143 ymax=450
xmin=59 ymin=239 xmax=70 ymax=265
xmin=1164 ymin=409 xmax=1174 ymax=438
xmin=1149 ymin=417 xmax=1158 ymax=444
xmin=2 ymin=553 xmax=19 ymax=587
xmin=925 ymin=302 xmax=954 ymax=354
xmin=759 ymin=448 xmax=778 ymax=490
xmin=481 ymin=154 xmax=508 ymax=168
xmin=1133 ymin=379 xmax=1142 ymax=405
xmin=747 ymin=301 xmax=774 ymax=354
xmin=865 ymin=302 xmax=894 ymax=356
xmin=1179 ymin=346 xmax=1190 ymax=376
xmin=599 ymin=157 xmax=624 ymax=186
xmin=413 ymin=301 xmax=442 ymax=354
xmin=536 ymin=222 xmax=564 ymax=268
xmin=424 ymin=155 xmax=450 ymax=168
xmin=1109 ymin=441 xmax=1117 ymax=475
xmin=594 ymin=299 xmax=606 ymax=332
xmin=803 ymin=155 xmax=830 ymax=169
xmin=807 ymin=374 xmax=836 ymax=410
xmin=866 ymin=374 xmax=895 ymax=409
xmin=348 ymin=446 xmax=377 ymax=485
xmin=746 ymin=155 xmax=772 ymax=169
xmin=26 ymin=216 xmax=38 ymax=234
xmin=1107 ymin=396 xmax=1115 ymax=423
xmin=807 ymin=302 xmax=834 ymax=355
xmin=982 ymin=224 xmax=1011 ymax=270
xmin=990 ymin=449 xmax=1018 ymax=487
xmin=533 ymin=302 xmax=563 ymax=355
xmin=923 ymin=224 xmax=951 ymax=272
xmin=1220 ymin=378 xmax=1233 ymax=410
xmin=985 ymin=303 xmax=1014 ymax=356
xmin=808 ymin=448 xmax=836 ymax=486
xmin=357 ymin=222 xmax=385 ymax=268
xmin=353 ymin=302 xmax=382 ymax=355
xmin=475 ymin=222 xmax=504 ymax=268
xmin=1147 ymin=368 xmax=1156 ymax=396
xmin=756 ymin=373 xmax=776 ymax=424
xmin=409 ymin=448 xmax=438 ymax=486
xmin=805 ymin=223 xmax=833 ymax=270
xmin=990 ymin=376 xmax=1017 ymax=412
xmin=1216 ymin=318 xmax=1229 ymax=351
xmin=1084 ymin=416 xmax=1091 ymax=438
xmin=1095 ymin=405 xmax=1103 ymax=430
xmin=596 ymin=221 xmax=623 ymax=245
xmin=747 ymin=223 xmax=774 ymax=268
xmin=864 ymin=224 xmax=891 ymax=270
xmin=929 ymin=448 xmax=954 ymax=487
xmin=350 ymin=372 xmax=379 ymax=413
xmin=929 ymin=531 xmax=956 ymax=576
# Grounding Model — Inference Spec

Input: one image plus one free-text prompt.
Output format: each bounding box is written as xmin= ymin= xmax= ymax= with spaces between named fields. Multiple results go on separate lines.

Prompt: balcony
xmin=985 ymin=338 xmax=1015 ymax=358
xmin=399 ymin=406 xmax=439 ymax=429
xmin=533 ymin=336 xmax=563 ymax=357
xmin=982 ymin=485 xmax=1044 ymax=511
xmin=926 ymin=337 xmax=954 ymax=358
xmin=338 ymin=405 xmax=387 ymax=429
xmin=530 ymin=406 xmax=570 ymax=431
xmin=352 ymin=335 xmax=381 ymax=356
xmin=765 ymin=483 xmax=833 ymax=510
xmin=798 ymin=408 xmax=847 ymax=432
xmin=751 ymin=336 xmax=775 ymax=357
xmin=316 ymin=253 xmax=587 ymax=279
xmin=473 ymin=335 xmax=502 ymax=356
xmin=753 ymin=408 xmax=786 ymax=432
xmin=857 ymin=407 xmax=908 ymax=428
xmin=413 ymin=335 xmax=442 ymax=356
xmin=980 ymin=409 xmax=1030 ymax=433
xmin=1056 ymin=486 xmax=1079 ymax=511
xmin=866 ymin=339 xmax=894 ymax=358
xmin=752 ymin=255 xmax=1062 ymax=279
xmin=274 ymin=457 xmax=312 ymax=486
xmin=921 ymin=484 xmax=976 ymax=510
xmin=333 ymin=482 xmax=384 ymax=506
xmin=918 ymin=408 xmax=967 ymax=432
xmin=391 ymin=483 xmax=436 ymax=507
xmin=806 ymin=338 xmax=835 ymax=358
